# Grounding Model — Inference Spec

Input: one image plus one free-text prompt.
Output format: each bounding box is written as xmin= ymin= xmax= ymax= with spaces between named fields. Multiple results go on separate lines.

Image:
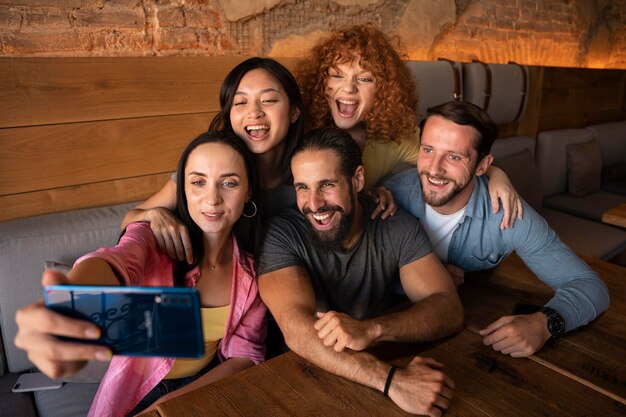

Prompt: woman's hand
xmin=486 ymin=166 xmax=523 ymax=229
xmin=366 ymin=186 xmax=398 ymax=220
xmin=144 ymin=207 xmax=193 ymax=264
xmin=14 ymin=270 xmax=111 ymax=379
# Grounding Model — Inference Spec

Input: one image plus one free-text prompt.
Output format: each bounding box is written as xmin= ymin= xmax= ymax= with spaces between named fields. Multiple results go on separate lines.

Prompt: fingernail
xmin=95 ymin=350 xmax=112 ymax=361
xmin=85 ymin=328 xmax=100 ymax=339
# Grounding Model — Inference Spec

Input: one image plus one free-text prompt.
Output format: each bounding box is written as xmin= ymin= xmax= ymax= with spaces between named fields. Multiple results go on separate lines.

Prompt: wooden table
xmin=602 ymin=202 xmax=626 ymax=228
xmin=154 ymin=255 xmax=626 ymax=417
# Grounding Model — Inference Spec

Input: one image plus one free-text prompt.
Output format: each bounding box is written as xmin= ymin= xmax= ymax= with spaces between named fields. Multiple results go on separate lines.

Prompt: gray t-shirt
xmin=258 ymin=197 xmax=433 ymax=319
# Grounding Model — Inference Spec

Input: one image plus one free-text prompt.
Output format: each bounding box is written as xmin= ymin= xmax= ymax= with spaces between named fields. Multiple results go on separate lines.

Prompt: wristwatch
xmin=540 ymin=307 xmax=565 ymax=338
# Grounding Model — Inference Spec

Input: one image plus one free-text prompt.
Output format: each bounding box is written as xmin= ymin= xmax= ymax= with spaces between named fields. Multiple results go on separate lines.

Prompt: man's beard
xmin=303 ymin=204 xmax=355 ymax=251
xmin=419 ymin=173 xmax=467 ymax=208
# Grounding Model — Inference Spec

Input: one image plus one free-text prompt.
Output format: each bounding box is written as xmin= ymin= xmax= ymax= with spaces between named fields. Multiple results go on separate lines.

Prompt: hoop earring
xmin=242 ymin=200 xmax=257 ymax=218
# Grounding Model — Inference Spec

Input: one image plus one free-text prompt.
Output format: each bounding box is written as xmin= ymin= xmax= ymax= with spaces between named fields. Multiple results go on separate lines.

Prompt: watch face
xmin=543 ymin=307 xmax=565 ymax=338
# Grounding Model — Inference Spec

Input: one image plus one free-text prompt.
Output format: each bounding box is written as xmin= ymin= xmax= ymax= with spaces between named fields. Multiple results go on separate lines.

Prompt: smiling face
xmin=417 ymin=115 xmax=491 ymax=214
xmin=230 ymin=68 xmax=300 ymax=157
xmin=185 ymin=142 xmax=249 ymax=236
xmin=325 ymin=57 xmax=377 ymax=132
xmin=292 ymin=149 xmax=364 ymax=249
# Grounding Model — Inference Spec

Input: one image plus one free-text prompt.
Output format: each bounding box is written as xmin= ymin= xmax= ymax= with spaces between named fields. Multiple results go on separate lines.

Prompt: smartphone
xmin=12 ymin=373 xmax=64 ymax=393
xmin=44 ymin=285 xmax=204 ymax=358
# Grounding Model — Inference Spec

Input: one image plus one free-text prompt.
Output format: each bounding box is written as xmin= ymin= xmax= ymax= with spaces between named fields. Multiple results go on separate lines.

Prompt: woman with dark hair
xmin=121 ymin=57 xmax=305 ymax=264
xmin=15 ymin=131 xmax=267 ymax=417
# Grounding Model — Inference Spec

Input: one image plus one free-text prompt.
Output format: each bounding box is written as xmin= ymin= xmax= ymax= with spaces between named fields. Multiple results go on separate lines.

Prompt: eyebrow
xmin=234 ymin=87 xmax=280 ymax=96
xmin=294 ymin=178 xmax=338 ymax=188
xmin=330 ymin=66 xmax=373 ymax=76
xmin=187 ymin=171 xmax=242 ymax=178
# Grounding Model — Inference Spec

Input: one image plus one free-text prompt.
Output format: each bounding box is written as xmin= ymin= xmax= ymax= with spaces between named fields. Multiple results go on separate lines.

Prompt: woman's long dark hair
xmin=175 ymin=130 xmax=261 ymax=282
xmin=209 ymin=57 xmax=304 ymax=184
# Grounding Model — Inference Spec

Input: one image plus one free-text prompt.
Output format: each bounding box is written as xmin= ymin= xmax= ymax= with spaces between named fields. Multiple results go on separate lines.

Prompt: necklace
xmin=209 ymin=265 xmax=216 ymax=271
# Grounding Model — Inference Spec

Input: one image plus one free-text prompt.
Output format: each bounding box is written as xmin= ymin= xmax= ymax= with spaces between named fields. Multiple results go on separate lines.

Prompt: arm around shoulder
xmin=121 ymin=179 xmax=194 ymax=264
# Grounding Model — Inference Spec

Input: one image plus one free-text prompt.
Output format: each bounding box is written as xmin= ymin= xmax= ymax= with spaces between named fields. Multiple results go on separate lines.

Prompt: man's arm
xmin=314 ymin=252 xmax=463 ymax=351
xmin=382 ymin=252 xmax=464 ymax=341
xmin=259 ymin=265 xmax=455 ymax=416
xmin=481 ymin=202 xmax=610 ymax=357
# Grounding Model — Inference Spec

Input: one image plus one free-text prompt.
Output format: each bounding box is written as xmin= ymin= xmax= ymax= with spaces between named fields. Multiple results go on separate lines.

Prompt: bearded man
xmin=383 ymin=100 xmax=609 ymax=358
xmin=258 ymin=126 xmax=463 ymax=417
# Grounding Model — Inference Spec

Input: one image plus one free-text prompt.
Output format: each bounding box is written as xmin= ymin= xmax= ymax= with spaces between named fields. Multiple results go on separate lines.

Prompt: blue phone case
xmin=44 ymin=285 xmax=204 ymax=358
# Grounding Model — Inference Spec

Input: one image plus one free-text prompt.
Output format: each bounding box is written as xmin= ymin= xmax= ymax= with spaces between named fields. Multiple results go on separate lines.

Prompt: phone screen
xmin=44 ymin=285 xmax=205 ymax=358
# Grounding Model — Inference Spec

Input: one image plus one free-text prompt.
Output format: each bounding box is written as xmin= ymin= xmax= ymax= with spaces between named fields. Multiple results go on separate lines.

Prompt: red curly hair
xmin=296 ymin=23 xmax=418 ymax=143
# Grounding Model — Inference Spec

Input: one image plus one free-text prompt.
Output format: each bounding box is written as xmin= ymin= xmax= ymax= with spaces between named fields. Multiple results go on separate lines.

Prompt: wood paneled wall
xmin=537 ymin=67 xmax=626 ymax=132
xmin=0 ymin=58 xmax=624 ymax=222
xmin=0 ymin=57 xmax=296 ymax=222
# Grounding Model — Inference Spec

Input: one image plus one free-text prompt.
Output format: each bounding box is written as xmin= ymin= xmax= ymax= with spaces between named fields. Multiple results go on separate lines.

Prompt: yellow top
xmin=362 ymin=130 xmax=420 ymax=189
xmin=164 ymin=304 xmax=230 ymax=379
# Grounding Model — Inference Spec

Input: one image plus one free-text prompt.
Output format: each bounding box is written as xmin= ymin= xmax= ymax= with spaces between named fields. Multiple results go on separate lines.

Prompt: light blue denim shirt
xmin=383 ymin=169 xmax=610 ymax=332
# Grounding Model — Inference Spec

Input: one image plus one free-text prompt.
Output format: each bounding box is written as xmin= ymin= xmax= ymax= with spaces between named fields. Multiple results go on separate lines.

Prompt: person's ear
xmin=290 ymin=106 xmax=301 ymax=124
xmin=352 ymin=165 xmax=365 ymax=193
xmin=475 ymin=154 xmax=493 ymax=176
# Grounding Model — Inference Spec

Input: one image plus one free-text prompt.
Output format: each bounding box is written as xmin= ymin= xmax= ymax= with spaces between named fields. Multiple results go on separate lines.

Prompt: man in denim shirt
xmin=383 ymin=100 xmax=610 ymax=358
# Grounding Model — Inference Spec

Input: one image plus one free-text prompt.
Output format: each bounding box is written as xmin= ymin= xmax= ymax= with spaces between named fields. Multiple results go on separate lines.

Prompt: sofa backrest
xmin=585 ymin=121 xmax=626 ymax=167
xmin=536 ymin=128 xmax=596 ymax=198
xmin=463 ymin=62 xmax=529 ymax=125
xmin=405 ymin=59 xmax=463 ymax=122
xmin=490 ymin=136 xmax=542 ymax=211
xmin=0 ymin=202 xmax=135 ymax=373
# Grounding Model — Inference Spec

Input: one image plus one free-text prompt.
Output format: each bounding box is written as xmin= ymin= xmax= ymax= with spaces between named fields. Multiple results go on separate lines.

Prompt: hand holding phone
xmin=44 ymin=285 xmax=205 ymax=358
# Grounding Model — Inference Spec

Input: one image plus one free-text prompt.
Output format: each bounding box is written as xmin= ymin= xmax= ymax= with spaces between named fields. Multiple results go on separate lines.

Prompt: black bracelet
xmin=383 ymin=365 xmax=398 ymax=397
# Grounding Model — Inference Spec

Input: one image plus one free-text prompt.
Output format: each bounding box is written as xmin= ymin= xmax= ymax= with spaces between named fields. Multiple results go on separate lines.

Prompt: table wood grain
xmin=155 ymin=255 xmax=626 ymax=416
xmin=602 ymin=202 xmax=626 ymax=228
xmin=458 ymin=254 xmax=626 ymax=403
xmin=156 ymin=329 xmax=626 ymax=416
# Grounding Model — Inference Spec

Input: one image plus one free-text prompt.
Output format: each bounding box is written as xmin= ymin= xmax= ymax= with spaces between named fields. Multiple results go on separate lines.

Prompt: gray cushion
xmin=566 ymin=140 xmax=602 ymax=197
xmin=35 ymin=382 xmax=100 ymax=417
xmin=585 ymin=121 xmax=626 ymax=167
xmin=0 ymin=373 xmax=38 ymax=417
xmin=543 ymin=191 xmax=626 ymax=223
xmin=0 ymin=203 xmax=136 ymax=373
xmin=490 ymin=136 xmax=541 ymax=211
xmin=492 ymin=149 xmax=542 ymax=212
xmin=536 ymin=129 xmax=596 ymax=197
xmin=540 ymin=208 xmax=626 ymax=260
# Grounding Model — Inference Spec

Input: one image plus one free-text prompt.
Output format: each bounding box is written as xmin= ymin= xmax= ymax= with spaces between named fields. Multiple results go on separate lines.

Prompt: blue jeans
xmin=128 ymin=355 xmax=222 ymax=416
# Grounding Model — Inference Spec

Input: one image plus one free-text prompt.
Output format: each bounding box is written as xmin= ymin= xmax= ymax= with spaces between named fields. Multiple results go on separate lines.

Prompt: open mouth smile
xmin=245 ymin=124 xmax=270 ymax=139
xmin=336 ymin=99 xmax=359 ymax=117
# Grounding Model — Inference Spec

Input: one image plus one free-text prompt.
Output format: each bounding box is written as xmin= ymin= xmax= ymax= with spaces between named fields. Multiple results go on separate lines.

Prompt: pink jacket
xmin=78 ymin=222 xmax=266 ymax=417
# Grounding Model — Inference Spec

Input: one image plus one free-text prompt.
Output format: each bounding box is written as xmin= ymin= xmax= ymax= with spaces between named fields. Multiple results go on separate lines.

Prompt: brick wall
xmin=0 ymin=0 xmax=625 ymax=69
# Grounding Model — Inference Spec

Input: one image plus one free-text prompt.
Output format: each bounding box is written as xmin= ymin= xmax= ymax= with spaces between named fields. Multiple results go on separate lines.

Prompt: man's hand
xmin=314 ymin=311 xmax=380 ymax=352
xmin=479 ymin=312 xmax=551 ymax=357
xmin=389 ymin=357 xmax=455 ymax=417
